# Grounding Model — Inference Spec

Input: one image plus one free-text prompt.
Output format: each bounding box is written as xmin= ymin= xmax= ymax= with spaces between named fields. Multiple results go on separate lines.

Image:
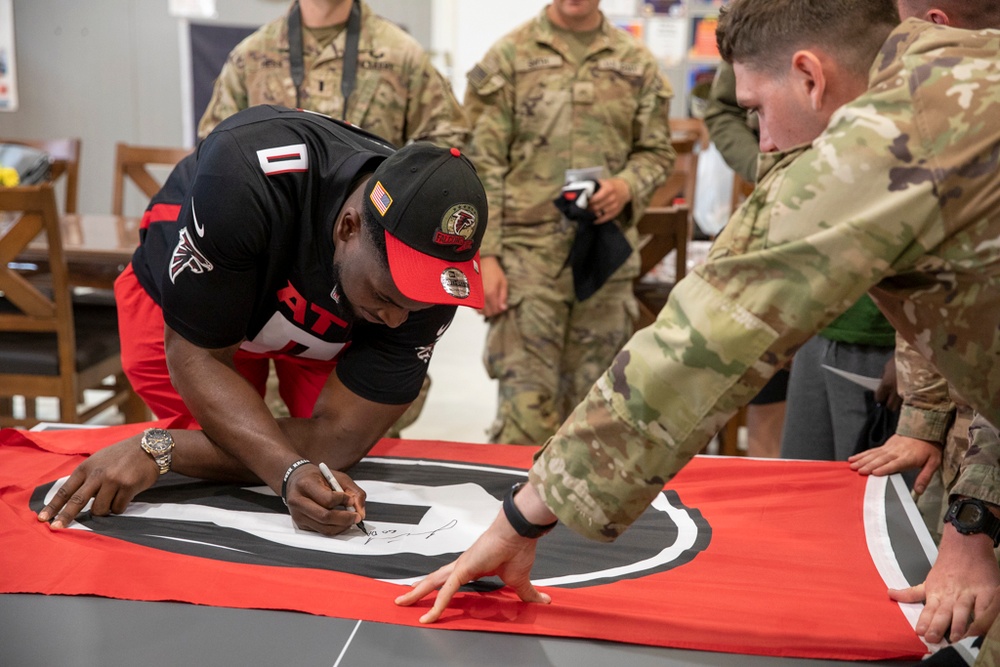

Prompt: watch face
xmin=957 ymin=502 xmax=985 ymax=526
xmin=142 ymin=429 xmax=173 ymax=455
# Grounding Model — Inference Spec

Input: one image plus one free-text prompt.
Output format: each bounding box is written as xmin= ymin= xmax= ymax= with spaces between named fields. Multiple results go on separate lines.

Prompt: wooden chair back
xmin=0 ymin=137 xmax=82 ymax=214
xmin=632 ymin=205 xmax=691 ymax=329
xmin=112 ymin=142 xmax=193 ymax=216
xmin=0 ymin=184 xmax=146 ymax=427
xmin=648 ymin=118 xmax=707 ymax=215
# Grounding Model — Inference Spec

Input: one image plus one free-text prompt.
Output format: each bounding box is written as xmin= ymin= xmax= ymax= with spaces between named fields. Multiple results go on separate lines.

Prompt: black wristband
xmin=281 ymin=459 xmax=311 ymax=507
xmin=502 ymin=482 xmax=558 ymax=539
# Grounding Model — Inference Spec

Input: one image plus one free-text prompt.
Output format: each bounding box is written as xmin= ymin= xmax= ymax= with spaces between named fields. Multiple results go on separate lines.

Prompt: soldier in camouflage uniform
xmin=396 ymin=1 xmax=1000 ymax=645
xmin=198 ymin=0 xmax=468 ymax=434
xmin=845 ymin=0 xmax=1000 ymax=483
xmin=463 ymin=0 xmax=674 ymax=446
xmin=198 ymin=0 xmax=467 ymax=148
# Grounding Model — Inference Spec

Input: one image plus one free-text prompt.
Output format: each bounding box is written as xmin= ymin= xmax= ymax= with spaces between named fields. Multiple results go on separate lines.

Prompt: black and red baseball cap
xmin=364 ymin=143 xmax=487 ymax=309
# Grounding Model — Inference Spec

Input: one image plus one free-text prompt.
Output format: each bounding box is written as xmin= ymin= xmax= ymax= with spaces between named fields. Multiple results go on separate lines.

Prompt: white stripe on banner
xmin=863 ymin=474 xmax=938 ymax=654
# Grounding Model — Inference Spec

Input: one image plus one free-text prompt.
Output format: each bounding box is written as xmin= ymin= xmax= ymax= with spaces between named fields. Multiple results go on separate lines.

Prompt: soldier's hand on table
xmin=285 ymin=463 xmax=367 ymax=536
xmin=37 ymin=436 xmax=160 ymax=529
xmin=480 ymin=256 xmax=508 ymax=318
xmin=589 ymin=177 xmax=632 ymax=224
xmin=848 ymin=435 xmax=941 ymax=495
xmin=394 ymin=509 xmax=550 ymax=623
xmin=889 ymin=525 xmax=1000 ymax=644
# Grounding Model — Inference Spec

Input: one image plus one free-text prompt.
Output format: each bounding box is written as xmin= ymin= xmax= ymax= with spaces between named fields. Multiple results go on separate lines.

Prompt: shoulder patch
xmin=468 ymin=64 xmax=492 ymax=90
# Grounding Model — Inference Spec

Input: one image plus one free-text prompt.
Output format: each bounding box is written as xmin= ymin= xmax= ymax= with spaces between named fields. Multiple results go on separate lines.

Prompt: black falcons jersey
xmin=131 ymin=105 xmax=456 ymax=405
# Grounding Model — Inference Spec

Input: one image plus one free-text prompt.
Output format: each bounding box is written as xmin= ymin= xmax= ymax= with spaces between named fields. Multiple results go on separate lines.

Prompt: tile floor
xmin=398 ymin=306 xmax=497 ymax=444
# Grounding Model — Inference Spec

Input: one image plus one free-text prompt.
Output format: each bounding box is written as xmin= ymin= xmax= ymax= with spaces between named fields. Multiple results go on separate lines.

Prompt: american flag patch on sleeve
xmin=370 ymin=181 xmax=393 ymax=216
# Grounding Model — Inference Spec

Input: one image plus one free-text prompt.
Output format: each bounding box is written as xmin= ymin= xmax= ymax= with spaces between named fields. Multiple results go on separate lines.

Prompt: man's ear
xmin=790 ymin=49 xmax=827 ymax=112
xmin=924 ymin=9 xmax=950 ymax=25
xmin=334 ymin=207 xmax=363 ymax=243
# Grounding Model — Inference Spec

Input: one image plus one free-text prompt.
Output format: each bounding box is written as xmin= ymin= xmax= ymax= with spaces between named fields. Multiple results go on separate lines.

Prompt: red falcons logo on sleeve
xmin=169 ymin=227 xmax=214 ymax=284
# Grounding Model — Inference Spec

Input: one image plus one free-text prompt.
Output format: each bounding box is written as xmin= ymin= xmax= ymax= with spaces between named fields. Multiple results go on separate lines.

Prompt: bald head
xmin=897 ymin=0 xmax=1000 ymax=28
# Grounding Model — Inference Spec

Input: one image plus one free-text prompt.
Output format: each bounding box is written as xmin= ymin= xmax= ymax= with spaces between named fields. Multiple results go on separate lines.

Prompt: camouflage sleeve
xmin=197 ymin=52 xmax=250 ymax=140
xmin=894 ymin=334 xmax=955 ymax=444
xmin=463 ymin=52 xmax=514 ymax=258
xmin=703 ymin=62 xmax=759 ymax=184
xmin=527 ymin=97 xmax=943 ymax=541
xmin=401 ymin=53 xmax=469 ymax=148
xmin=615 ymin=67 xmax=675 ymax=227
xmin=950 ymin=414 xmax=1000 ymax=506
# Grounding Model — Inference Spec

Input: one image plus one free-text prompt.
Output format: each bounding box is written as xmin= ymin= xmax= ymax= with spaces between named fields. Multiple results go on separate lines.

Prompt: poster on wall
xmin=0 ymin=0 xmax=18 ymax=111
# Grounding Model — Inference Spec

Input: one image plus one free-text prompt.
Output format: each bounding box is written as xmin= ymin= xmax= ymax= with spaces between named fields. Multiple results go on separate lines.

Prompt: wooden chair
xmin=631 ymin=119 xmax=706 ymax=328
xmin=715 ymin=176 xmax=757 ymax=457
xmin=112 ymin=142 xmax=193 ymax=216
xmin=649 ymin=118 xmax=707 ymax=211
xmin=632 ymin=205 xmax=691 ymax=329
xmin=0 ymin=184 xmax=147 ymax=427
xmin=0 ymin=137 xmax=81 ymax=214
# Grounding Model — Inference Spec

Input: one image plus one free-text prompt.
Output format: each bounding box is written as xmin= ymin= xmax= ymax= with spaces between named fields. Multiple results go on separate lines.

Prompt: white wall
xmin=1 ymin=0 xmax=431 ymax=216
xmin=432 ymin=0 xmax=544 ymax=101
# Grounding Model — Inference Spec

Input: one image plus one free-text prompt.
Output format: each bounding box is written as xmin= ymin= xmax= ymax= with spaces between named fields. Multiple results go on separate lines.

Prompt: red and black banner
xmin=0 ymin=424 xmax=928 ymax=660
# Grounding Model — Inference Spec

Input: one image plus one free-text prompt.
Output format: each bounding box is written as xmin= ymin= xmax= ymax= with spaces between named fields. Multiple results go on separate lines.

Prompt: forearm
xmin=895 ymin=335 xmax=954 ymax=443
xmin=615 ymin=80 xmax=675 ymax=222
xmin=275 ymin=411 xmax=402 ymax=471
xmin=166 ymin=430 xmax=258 ymax=483
xmin=531 ymin=272 xmax=783 ymax=541
xmin=951 ymin=414 xmax=1000 ymax=506
xmin=275 ymin=369 xmax=411 ymax=471
xmin=166 ymin=335 xmax=301 ymax=493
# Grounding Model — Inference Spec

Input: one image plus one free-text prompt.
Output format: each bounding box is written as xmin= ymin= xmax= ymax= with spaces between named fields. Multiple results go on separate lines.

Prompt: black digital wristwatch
xmin=945 ymin=497 xmax=1000 ymax=547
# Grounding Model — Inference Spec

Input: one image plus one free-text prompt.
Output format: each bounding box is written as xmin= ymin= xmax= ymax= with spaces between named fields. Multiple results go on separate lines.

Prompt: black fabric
xmin=913 ymin=644 xmax=975 ymax=666
xmin=554 ymin=181 xmax=632 ymax=302
xmin=287 ymin=0 xmax=361 ymax=116
xmin=287 ymin=1 xmax=305 ymax=108
xmin=749 ymin=368 xmax=790 ymax=405
xmin=853 ymin=391 xmax=901 ymax=455
xmin=340 ymin=0 xmax=362 ymax=114
xmin=130 ymin=105 xmax=454 ymax=405
xmin=0 ymin=299 xmax=120 ymax=376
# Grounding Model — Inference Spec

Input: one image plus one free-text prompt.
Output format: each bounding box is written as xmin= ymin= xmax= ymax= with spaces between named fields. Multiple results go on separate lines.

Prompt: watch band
xmin=502 ymin=482 xmax=558 ymax=539
xmin=945 ymin=497 xmax=1000 ymax=547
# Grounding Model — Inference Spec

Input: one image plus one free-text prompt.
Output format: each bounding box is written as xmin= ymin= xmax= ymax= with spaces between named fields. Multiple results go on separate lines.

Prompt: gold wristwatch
xmin=140 ymin=428 xmax=174 ymax=475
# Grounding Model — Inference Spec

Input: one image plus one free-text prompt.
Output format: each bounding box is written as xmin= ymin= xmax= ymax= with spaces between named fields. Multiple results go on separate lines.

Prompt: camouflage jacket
xmin=463 ymin=8 xmax=674 ymax=258
xmin=528 ymin=20 xmax=1000 ymax=541
xmin=894 ymin=335 xmax=961 ymax=444
xmin=197 ymin=0 xmax=467 ymax=148
xmin=703 ymin=61 xmax=758 ymax=184
xmin=952 ymin=414 xmax=1000 ymax=506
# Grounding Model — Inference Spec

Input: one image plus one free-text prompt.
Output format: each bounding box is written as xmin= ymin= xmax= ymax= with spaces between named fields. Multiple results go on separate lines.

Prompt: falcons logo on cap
xmin=452 ymin=209 xmax=475 ymax=235
xmin=169 ymin=227 xmax=214 ymax=284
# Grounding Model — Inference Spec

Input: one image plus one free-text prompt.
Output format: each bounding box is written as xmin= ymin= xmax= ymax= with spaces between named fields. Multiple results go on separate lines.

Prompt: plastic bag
xmin=0 ymin=144 xmax=51 ymax=185
xmin=693 ymin=141 xmax=734 ymax=237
